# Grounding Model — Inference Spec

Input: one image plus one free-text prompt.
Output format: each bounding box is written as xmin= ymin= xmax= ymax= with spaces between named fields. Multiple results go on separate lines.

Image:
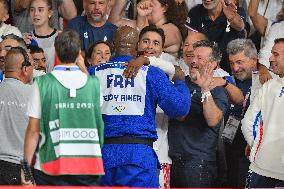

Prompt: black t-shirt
xmin=168 ymin=77 xmax=230 ymax=161
xmin=185 ymin=5 xmax=246 ymax=73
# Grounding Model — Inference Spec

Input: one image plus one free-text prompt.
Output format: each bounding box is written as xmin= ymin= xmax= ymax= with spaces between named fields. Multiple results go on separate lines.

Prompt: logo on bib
xmin=112 ymin=105 xmax=126 ymax=113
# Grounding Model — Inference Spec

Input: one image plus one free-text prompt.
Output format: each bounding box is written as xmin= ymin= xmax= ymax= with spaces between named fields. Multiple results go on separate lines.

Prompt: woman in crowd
xmin=87 ymin=41 xmax=113 ymax=75
xmin=24 ymin=0 xmax=59 ymax=73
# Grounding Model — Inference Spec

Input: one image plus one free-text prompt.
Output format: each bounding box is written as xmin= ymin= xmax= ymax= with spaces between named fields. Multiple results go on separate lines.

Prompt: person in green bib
xmin=21 ymin=29 xmax=104 ymax=186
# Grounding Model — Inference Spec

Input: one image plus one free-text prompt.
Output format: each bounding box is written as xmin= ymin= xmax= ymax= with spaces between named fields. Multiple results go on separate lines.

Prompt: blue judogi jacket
xmin=95 ymin=55 xmax=190 ymax=170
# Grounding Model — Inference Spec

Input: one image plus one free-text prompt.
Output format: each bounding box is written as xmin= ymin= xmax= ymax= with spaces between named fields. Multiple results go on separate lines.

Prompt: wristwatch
xmin=222 ymin=77 xmax=229 ymax=88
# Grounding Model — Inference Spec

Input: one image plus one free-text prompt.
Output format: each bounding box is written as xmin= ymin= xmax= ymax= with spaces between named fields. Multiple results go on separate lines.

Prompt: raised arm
xmin=195 ymin=63 xmax=227 ymax=127
xmin=108 ymin=0 xmax=136 ymax=28
xmin=210 ymin=77 xmax=244 ymax=105
xmin=248 ymin=0 xmax=268 ymax=36
xmin=222 ymin=0 xmax=245 ymax=31
xmin=58 ymin=0 xmax=77 ymax=20
xmin=123 ymin=55 xmax=175 ymax=79
xmin=150 ymin=67 xmax=190 ymax=118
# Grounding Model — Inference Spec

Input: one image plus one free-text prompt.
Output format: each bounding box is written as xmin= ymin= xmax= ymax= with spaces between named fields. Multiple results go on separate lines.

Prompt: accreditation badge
xmin=222 ymin=115 xmax=241 ymax=144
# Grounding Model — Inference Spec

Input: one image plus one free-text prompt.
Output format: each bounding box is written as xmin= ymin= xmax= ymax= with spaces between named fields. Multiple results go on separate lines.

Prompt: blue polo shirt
xmin=68 ymin=16 xmax=117 ymax=51
xmin=185 ymin=5 xmax=246 ymax=73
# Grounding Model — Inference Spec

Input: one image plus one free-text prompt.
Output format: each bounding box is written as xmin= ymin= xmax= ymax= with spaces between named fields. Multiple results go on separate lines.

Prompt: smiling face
xmin=229 ymin=51 xmax=257 ymax=81
xmin=90 ymin=43 xmax=111 ymax=65
xmin=137 ymin=31 xmax=163 ymax=57
xmin=269 ymin=42 xmax=284 ymax=78
xmin=190 ymin=46 xmax=216 ymax=80
xmin=29 ymin=0 xmax=52 ymax=27
xmin=183 ymin=32 xmax=208 ymax=66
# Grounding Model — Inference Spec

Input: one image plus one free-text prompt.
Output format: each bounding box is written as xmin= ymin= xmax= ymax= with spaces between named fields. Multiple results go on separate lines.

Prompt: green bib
xmin=35 ymin=73 xmax=104 ymax=175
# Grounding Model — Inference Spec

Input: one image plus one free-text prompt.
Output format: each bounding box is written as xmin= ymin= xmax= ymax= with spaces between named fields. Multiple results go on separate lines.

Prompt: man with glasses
xmin=0 ymin=46 xmax=33 ymax=185
xmin=0 ymin=34 xmax=28 ymax=83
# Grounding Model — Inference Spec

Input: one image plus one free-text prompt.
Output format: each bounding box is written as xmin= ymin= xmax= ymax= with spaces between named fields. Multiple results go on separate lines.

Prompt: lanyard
xmin=241 ymin=88 xmax=251 ymax=117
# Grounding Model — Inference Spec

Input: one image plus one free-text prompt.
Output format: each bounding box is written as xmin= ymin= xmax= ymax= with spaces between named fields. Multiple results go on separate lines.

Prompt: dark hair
xmin=1 ymin=34 xmax=27 ymax=50
xmin=159 ymin=0 xmax=184 ymax=35
xmin=274 ymin=38 xmax=284 ymax=44
xmin=139 ymin=25 xmax=165 ymax=46
xmin=29 ymin=46 xmax=44 ymax=54
xmin=86 ymin=40 xmax=113 ymax=60
xmin=193 ymin=40 xmax=222 ymax=62
xmin=0 ymin=0 xmax=9 ymax=12
xmin=54 ymin=29 xmax=81 ymax=63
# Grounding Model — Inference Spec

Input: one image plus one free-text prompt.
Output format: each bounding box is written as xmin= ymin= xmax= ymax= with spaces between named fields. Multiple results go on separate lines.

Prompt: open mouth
xmin=143 ymin=50 xmax=156 ymax=56
xmin=92 ymin=12 xmax=102 ymax=16
xmin=270 ymin=65 xmax=277 ymax=71
xmin=190 ymin=64 xmax=198 ymax=69
xmin=33 ymin=18 xmax=41 ymax=22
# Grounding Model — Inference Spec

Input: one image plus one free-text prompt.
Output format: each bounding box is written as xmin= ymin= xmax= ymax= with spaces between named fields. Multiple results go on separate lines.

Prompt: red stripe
xmin=254 ymin=118 xmax=264 ymax=162
xmin=41 ymin=157 xmax=105 ymax=175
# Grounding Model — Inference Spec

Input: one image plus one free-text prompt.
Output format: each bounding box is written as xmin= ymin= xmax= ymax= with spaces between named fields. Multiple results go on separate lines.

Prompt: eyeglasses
xmin=10 ymin=46 xmax=32 ymax=67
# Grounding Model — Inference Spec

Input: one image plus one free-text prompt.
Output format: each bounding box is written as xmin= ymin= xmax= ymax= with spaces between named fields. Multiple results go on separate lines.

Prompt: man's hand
xmin=23 ymin=33 xmax=33 ymax=45
xmin=195 ymin=63 xmax=215 ymax=92
xmin=172 ymin=66 xmax=185 ymax=82
xmin=137 ymin=0 xmax=153 ymax=17
xmin=221 ymin=0 xmax=237 ymax=21
xmin=21 ymin=169 xmax=34 ymax=186
xmin=123 ymin=56 xmax=149 ymax=78
xmin=258 ymin=64 xmax=272 ymax=84
xmin=208 ymin=77 xmax=227 ymax=90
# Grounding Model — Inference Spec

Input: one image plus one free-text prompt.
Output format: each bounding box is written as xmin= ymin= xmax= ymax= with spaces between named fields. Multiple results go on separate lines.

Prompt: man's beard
xmin=202 ymin=0 xmax=218 ymax=10
xmin=189 ymin=73 xmax=197 ymax=81
xmin=90 ymin=14 xmax=106 ymax=22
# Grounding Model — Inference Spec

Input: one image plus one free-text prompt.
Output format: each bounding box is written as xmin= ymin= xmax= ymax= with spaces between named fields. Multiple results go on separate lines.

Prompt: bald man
xmin=0 ymin=47 xmax=33 ymax=184
xmin=95 ymin=26 xmax=190 ymax=187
